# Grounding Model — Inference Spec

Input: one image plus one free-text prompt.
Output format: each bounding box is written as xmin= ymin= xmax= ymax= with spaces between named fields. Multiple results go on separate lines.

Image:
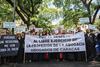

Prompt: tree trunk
xmin=92 ymin=6 xmax=100 ymax=23
xmin=6 ymin=0 xmax=30 ymax=26
xmin=87 ymin=7 xmax=92 ymax=24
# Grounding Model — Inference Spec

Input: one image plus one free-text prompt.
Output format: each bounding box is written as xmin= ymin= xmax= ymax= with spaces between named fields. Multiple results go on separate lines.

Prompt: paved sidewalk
xmin=0 ymin=61 xmax=100 ymax=67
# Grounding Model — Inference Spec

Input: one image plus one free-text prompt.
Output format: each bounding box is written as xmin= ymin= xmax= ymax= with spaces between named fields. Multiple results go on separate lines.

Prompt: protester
xmin=1 ymin=25 xmax=99 ymax=64
xmin=74 ymin=27 xmax=85 ymax=61
xmin=85 ymin=29 xmax=96 ymax=61
xmin=95 ymin=33 xmax=100 ymax=61
xmin=43 ymin=31 xmax=50 ymax=61
xmin=58 ymin=29 xmax=64 ymax=61
xmin=16 ymin=32 xmax=25 ymax=63
xmin=25 ymin=29 xmax=36 ymax=62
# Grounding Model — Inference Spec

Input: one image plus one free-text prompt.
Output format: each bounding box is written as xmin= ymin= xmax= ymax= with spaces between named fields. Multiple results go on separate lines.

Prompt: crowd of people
xmin=0 ymin=27 xmax=100 ymax=64
xmin=18 ymin=27 xmax=100 ymax=63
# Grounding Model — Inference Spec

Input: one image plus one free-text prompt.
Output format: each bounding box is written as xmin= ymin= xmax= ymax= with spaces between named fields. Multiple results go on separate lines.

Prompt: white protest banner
xmin=25 ymin=32 xmax=86 ymax=53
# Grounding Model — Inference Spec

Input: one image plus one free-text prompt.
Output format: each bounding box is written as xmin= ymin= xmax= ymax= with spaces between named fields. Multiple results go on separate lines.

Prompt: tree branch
xmin=30 ymin=0 xmax=34 ymax=15
xmin=81 ymin=0 xmax=88 ymax=8
xmin=88 ymin=0 xmax=93 ymax=6
xmin=81 ymin=0 xmax=92 ymax=24
xmin=6 ymin=0 xmax=30 ymax=26
xmin=92 ymin=6 xmax=100 ymax=23
xmin=17 ymin=0 xmax=30 ymax=18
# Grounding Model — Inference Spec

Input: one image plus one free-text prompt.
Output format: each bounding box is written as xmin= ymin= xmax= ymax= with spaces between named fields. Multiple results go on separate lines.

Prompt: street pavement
xmin=0 ymin=61 xmax=100 ymax=67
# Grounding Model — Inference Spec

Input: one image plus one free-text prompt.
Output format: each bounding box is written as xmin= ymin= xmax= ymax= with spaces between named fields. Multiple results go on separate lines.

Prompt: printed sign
xmin=25 ymin=32 xmax=86 ymax=53
xmin=14 ymin=26 xmax=26 ymax=33
xmin=79 ymin=18 xmax=89 ymax=24
xmin=3 ymin=22 xmax=16 ymax=28
xmin=0 ymin=35 xmax=19 ymax=56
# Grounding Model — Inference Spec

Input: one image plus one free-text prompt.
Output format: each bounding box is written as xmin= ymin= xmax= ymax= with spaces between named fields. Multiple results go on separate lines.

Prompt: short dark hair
xmin=30 ymin=29 xmax=35 ymax=33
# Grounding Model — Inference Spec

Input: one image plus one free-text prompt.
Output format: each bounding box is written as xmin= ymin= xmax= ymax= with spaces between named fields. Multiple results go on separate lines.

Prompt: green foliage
xmin=32 ymin=0 xmax=62 ymax=29
xmin=53 ymin=0 xmax=64 ymax=8
xmin=0 ymin=0 xmax=13 ymax=21
xmin=94 ymin=19 xmax=100 ymax=30
xmin=53 ymin=0 xmax=98 ymax=28
xmin=4 ymin=0 xmax=43 ymax=26
xmin=0 ymin=0 xmax=99 ymax=30
xmin=55 ymin=0 xmax=87 ymax=28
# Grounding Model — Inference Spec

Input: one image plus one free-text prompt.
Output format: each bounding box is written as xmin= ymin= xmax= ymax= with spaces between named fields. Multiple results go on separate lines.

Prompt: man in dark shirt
xmin=85 ymin=29 xmax=96 ymax=61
